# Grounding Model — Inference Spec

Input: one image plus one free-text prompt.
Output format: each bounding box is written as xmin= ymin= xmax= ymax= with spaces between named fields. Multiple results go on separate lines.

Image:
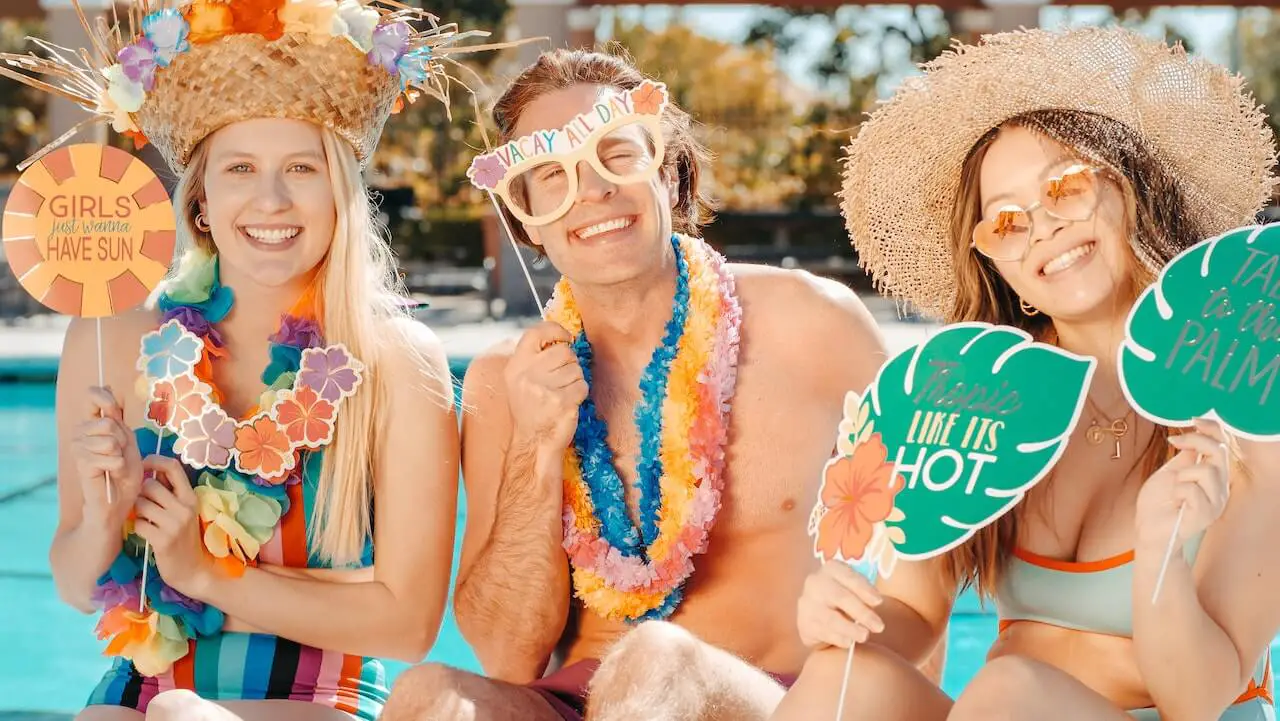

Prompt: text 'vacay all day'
xmin=486 ymin=93 xmax=636 ymax=169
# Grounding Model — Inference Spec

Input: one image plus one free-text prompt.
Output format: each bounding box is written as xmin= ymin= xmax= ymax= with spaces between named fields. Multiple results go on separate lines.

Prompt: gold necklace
xmin=1084 ymin=396 xmax=1133 ymax=460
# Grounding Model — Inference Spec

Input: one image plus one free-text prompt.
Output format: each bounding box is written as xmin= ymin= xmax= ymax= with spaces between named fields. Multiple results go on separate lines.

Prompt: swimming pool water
xmin=0 ymin=380 xmax=997 ymax=714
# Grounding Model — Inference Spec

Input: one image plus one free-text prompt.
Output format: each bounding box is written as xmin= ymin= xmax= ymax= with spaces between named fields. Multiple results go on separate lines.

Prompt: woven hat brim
xmin=139 ymin=33 xmax=402 ymax=172
xmin=839 ymin=26 xmax=1278 ymax=321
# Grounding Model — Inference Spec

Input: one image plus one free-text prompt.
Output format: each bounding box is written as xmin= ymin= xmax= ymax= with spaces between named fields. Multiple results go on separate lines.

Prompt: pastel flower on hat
xmin=94 ymin=85 xmax=140 ymax=134
xmin=184 ymin=0 xmax=233 ymax=45
xmin=280 ymin=0 xmax=339 ymax=43
xmin=117 ymin=37 xmax=158 ymax=91
xmin=103 ymin=64 xmax=145 ymax=114
xmin=397 ymin=46 xmax=431 ymax=90
xmin=141 ymin=9 xmax=191 ymax=67
xmin=334 ymin=0 xmax=379 ymax=53
xmin=368 ymin=21 xmax=409 ymax=74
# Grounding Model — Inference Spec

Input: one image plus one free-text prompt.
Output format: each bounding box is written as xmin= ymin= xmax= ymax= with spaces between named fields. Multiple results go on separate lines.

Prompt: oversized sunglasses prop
xmin=466 ymin=81 xmax=670 ymax=313
xmin=971 ymin=164 xmax=1104 ymax=262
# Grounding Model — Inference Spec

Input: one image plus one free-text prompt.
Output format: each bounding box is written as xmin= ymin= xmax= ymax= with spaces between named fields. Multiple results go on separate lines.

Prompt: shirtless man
xmin=381 ymin=49 xmax=916 ymax=721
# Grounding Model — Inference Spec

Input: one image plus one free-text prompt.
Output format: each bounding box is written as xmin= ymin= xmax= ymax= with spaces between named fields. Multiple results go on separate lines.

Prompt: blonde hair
xmin=169 ymin=126 xmax=429 ymax=566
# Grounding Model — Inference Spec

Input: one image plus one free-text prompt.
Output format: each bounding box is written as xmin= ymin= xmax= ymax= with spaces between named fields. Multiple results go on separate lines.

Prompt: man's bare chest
xmin=588 ymin=363 xmax=836 ymax=536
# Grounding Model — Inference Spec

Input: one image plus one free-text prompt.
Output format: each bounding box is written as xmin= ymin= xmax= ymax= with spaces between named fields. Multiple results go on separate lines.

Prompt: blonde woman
xmin=772 ymin=26 xmax=1280 ymax=721
xmin=0 ymin=1 xmax=503 ymax=718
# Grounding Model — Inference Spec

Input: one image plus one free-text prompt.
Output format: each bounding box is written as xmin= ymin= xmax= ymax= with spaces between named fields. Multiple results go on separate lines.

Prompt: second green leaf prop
xmin=809 ymin=322 xmax=1097 ymax=576
xmin=1120 ymin=223 xmax=1280 ymax=440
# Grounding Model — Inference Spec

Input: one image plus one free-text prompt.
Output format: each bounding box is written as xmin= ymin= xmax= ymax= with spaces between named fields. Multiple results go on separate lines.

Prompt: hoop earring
xmin=1019 ymin=297 xmax=1041 ymax=317
xmin=194 ymin=213 xmax=211 ymax=233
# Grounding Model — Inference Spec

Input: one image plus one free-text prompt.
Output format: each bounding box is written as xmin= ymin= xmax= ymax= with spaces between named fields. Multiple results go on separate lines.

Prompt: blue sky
xmin=594 ymin=4 xmax=1252 ymax=94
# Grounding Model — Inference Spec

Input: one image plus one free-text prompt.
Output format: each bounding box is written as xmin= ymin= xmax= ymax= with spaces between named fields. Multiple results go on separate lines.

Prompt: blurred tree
xmin=736 ymin=7 xmax=953 ymax=209
xmin=744 ymin=6 xmax=951 ymax=97
xmin=1239 ymin=11 xmax=1280 ymax=160
xmin=785 ymin=76 xmax=876 ymax=211
xmin=1113 ymin=8 xmax=1196 ymax=53
xmin=608 ymin=20 xmax=806 ymax=210
xmin=368 ymin=0 xmax=512 ymax=260
xmin=403 ymin=0 xmax=509 ymax=34
xmin=0 ymin=19 xmax=47 ymax=178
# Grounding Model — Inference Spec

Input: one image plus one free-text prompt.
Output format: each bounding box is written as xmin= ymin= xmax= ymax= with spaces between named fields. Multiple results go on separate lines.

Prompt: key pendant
xmin=1108 ymin=419 xmax=1129 ymax=460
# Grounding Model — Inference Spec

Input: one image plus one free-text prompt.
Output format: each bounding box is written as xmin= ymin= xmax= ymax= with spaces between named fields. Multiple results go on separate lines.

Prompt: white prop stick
xmin=138 ymin=425 xmax=165 ymax=613
xmin=95 ymin=316 xmax=159 ymax=612
xmin=834 ymin=643 xmax=856 ymax=720
xmin=834 ymin=564 xmax=878 ymax=720
xmin=1153 ymin=428 xmax=1216 ymax=604
xmin=97 ymin=318 xmax=114 ymax=505
xmin=485 ymin=191 xmax=545 ymax=320
xmin=1150 ymin=504 xmax=1184 ymax=604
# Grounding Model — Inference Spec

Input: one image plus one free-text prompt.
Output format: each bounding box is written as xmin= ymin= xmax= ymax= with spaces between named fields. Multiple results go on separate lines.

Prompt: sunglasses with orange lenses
xmin=971 ymin=164 xmax=1104 ymax=262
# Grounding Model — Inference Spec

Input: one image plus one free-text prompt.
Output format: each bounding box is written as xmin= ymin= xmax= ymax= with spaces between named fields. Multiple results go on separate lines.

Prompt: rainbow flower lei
xmin=547 ymin=234 xmax=743 ymax=623
xmin=91 ymin=252 xmax=364 ymax=675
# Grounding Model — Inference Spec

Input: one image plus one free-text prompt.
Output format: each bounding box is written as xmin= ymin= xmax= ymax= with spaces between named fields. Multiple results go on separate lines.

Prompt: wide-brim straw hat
xmin=0 ymin=0 xmax=517 ymax=174
xmin=839 ymin=25 xmax=1278 ymax=321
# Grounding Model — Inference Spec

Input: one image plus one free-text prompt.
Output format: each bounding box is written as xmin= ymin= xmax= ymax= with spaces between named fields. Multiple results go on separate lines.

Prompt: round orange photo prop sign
xmin=3 ymin=144 xmax=176 ymax=317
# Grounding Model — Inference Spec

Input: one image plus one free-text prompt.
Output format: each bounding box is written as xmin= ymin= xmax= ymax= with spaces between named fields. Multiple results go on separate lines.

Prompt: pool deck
xmin=0 ymin=298 xmax=941 ymax=379
xmin=0 ymin=301 xmax=944 ymax=719
xmin=0 ymin=314 xmax=536 ymax=378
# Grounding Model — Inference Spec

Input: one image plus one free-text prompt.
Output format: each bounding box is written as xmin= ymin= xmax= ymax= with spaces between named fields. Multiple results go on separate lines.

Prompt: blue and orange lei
xmin=548 ymin=234 xmax=743 ymax=623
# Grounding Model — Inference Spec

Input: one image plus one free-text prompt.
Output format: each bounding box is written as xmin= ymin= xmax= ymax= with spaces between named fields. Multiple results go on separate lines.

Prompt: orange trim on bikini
xmin=1012 ymin=546 xmax=1135 ymax=572
xmin=995 ymin=617 xmax=1133 ymax=639
xmin=1232 ymin=655 xmax=1274 ymax=706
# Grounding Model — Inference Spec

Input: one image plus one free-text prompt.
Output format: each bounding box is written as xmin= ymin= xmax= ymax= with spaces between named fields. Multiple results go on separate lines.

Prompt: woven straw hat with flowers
xmin=839 ymin=25 xmax=1279 ymax=321
xmin=0 ymin=0 xmax=518 ymax=174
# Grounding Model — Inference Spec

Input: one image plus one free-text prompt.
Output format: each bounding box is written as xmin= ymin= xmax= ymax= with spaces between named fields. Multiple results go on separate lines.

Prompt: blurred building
xmin=2 ymin=0 xmax=1276 ymax=317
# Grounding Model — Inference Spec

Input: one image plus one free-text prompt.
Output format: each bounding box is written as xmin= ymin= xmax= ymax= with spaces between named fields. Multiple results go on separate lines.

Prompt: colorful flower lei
xmin=99 ymin=0 xmax=434 ymax=143
xmin=547 ymin=235 xmax=743 ymax=623
xmin=92 ymin=252 xmax=365 ymax=675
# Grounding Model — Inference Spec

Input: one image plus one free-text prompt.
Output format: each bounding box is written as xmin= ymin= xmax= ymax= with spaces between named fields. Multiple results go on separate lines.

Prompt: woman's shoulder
xmin=377 ymin=315 xmax=445 ymax=360
xmin=63 ymin=307 xmax=162 ymax=370
xmin=374 ymin=316 xmax=452 ymax=391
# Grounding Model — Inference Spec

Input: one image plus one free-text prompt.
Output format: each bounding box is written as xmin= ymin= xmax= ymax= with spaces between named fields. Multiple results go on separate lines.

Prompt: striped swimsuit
xmin=85 ymin=433 xmax=389 ymax=718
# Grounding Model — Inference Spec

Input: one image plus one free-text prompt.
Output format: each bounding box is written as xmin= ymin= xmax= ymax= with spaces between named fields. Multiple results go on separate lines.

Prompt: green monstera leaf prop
xmin=1120 ymin=223 xmax=1280 ymax=440
xmin=810 ymin=323 xmax=1096 ymax=576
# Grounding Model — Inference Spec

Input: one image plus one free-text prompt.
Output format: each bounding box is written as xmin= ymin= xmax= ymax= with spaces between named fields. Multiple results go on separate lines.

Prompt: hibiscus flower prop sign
xmin=810 ymin=322 xmax=1097 ymax=577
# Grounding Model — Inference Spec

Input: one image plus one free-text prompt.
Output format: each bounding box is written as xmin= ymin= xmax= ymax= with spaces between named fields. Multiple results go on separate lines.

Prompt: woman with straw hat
xmin=771 ymin=25 xmax=1279 ymax=721
xmin=0 ymin=1 xmax=509 ymax=718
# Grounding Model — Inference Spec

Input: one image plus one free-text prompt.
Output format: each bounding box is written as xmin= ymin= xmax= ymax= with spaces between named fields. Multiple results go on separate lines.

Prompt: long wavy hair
xmin=940 ymin=109 xmax=1208 ymax=599
xmin=166 ymin=127 xmax=430 ymax=566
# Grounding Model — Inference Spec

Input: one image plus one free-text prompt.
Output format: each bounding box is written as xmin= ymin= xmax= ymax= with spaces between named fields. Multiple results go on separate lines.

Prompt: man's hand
xmin=505 ymin=322 xmax=589 ymax=457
